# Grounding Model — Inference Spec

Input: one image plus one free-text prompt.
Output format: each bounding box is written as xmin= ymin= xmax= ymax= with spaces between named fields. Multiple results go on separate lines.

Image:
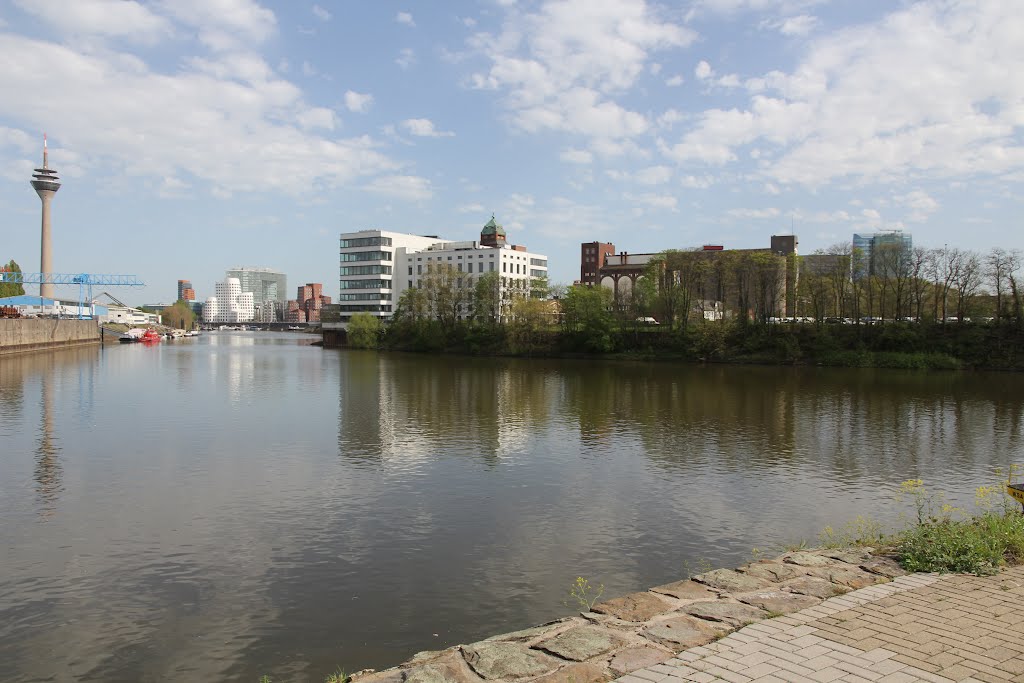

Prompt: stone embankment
xmin=0 ymin=318 xmax=100 ymax=355
xmin=353 ymin=548 xmax=906 ymax=683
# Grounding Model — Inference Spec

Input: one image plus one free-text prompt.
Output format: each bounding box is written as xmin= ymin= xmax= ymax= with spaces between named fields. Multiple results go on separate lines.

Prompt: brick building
xmin=286 ymin=283 xmax=332 ymax=323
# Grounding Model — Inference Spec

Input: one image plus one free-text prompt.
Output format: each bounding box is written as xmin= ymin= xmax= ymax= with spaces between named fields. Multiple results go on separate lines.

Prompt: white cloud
xmin=635 ymin=165 xmax=673 ymax=185
xmin=468 ymin=0 xmax=696 ymax=145
xmin=763 ymin=14 xmax=819 ymax=36
xmin=158 ymin=0 xmax=277 ymax=51
xmin=396 ymin=12 xmax=415 ymax=27
xmin=364 ymin=175 xmax=433 ymax=201
xmin=665 ymin=74 xmax=684 ymax=87
xmin=894 ymin=189 xmax=939 ymax=222
xmin=560 ymin=148 xmax=594 ymax=164
xmin=457 ymin=203 xmax=485 ymax=213
xmin=624 ymin=192 xmax=678 ymax=210
xmin=727 ymin=207 xmax=781 ymax=219
xmin=344 ymin=90 xmax=374 ymax=113
xmin=395 ymin=48 xmax=416 ymax=69
xmin=664 ymin=2 xmax=1024 ymax=187
xmin=12 ymin=0 xmax=172 ymax=43
xmin=681 ymin=174 xmax=715 ymax=189
xmin=312 ymin=4 xmax=331 ymax=22
xmin=0 ymin=33 xmax=399 ymax=196
xmin=695 ymin=60 xmax=713 ymax=79
xmin=301 ymin=61 xmax=316 ymax=77
xmin=401 ymin=118 xmax=455 ymax=137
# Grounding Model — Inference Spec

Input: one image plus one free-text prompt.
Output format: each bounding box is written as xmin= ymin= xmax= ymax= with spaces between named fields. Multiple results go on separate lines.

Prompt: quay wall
xmin=0 ymin=319 xmax=100 ymax=356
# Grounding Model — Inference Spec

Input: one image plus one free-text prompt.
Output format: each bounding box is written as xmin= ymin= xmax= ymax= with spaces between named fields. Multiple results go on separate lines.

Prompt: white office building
xmin=335 ymin=217 xmax=548 ymax=325
xmin=203 ymin=277 xmax=255 ymax=323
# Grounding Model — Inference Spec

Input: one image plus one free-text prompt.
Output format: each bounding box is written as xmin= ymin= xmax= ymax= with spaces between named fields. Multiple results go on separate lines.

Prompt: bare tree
xmin=986 ymin=248 xmax=1022 ymax=321
xmin=952 ymin=250 xmax=982 ymax=321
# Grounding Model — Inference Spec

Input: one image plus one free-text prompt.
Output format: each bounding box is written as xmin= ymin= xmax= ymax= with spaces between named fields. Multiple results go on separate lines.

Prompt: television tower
xmin=30 ymin=134 xmax=60 ymax=299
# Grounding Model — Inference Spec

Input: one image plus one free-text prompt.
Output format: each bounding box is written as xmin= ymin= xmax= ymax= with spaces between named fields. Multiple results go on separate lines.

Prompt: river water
xmin=1 ymin=332 xmax=1022 ymax=682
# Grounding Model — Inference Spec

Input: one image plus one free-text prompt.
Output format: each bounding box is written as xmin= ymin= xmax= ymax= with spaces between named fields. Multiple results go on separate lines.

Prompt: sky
xmin=0 ymin=0 xmax=1021 ymax=305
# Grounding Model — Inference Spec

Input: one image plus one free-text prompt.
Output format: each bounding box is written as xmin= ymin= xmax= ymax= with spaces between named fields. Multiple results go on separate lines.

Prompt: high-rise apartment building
xmin=177 ymin=279 xmax=196 ymax=301
xmin=337 ymin=218 xmax=548 ymax=325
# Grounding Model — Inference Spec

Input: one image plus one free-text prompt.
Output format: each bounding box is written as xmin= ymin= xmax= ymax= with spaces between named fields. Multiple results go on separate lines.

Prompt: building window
xmin=489 ymin=262 xmax=494 ymax=272
xmin=417 ymin=264 xmax=422 ymax=275
xmin=478 ymin=262 xmax=484 ymax=273
xmin=408 ymin=266 xmax=413 ymax=275
xmin=503 ymin=262 xmax=507 ymax=273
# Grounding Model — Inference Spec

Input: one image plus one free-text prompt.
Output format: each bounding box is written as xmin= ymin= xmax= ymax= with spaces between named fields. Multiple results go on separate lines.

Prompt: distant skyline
xmin=0 ymin=0 xmax=1021 ymax=305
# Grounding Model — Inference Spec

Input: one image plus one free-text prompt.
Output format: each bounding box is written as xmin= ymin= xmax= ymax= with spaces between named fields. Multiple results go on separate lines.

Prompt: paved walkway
xmin=615 ymin=566 xmax=1024 ymax=683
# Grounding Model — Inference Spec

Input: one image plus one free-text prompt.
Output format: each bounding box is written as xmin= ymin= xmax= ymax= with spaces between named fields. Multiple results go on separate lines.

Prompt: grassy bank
xmin=373 ymin=319 xmax=1024 ymax=370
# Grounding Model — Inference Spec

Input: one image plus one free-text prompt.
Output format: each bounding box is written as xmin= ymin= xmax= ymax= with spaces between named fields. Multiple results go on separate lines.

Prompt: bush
xmin=347 ymin=313 xmax=381 ymax=349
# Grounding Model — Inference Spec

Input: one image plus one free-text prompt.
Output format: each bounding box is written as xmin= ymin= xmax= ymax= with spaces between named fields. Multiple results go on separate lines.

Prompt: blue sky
xmin=0 ymin=0 xmax=1021 ymax=304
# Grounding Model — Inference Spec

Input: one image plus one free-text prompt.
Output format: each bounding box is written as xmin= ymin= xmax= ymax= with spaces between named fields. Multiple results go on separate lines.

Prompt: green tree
xmin=347 ymin=312 xmax=381 ymax=349
xmin=0 ymin=260 xmax=25 ymax=298
xmin=472 ymin=271 xmax=502 ymax=325
xmin=160 ymin=300 xmax=196 ymax=330
xmin=560 ymin=284 xmax=614 ymax=352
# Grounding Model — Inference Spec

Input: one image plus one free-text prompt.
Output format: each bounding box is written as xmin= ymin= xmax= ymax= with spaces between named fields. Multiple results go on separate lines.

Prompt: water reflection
xmin=2 ymin=339 xmax=1024 ymax=683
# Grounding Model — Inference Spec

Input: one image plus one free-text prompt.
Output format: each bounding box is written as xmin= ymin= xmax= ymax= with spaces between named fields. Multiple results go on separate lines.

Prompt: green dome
xmin=481 ymin=215 xmax=506 ymax=236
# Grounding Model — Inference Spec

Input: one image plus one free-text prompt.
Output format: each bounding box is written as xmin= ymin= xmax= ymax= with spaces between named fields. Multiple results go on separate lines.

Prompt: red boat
xmin=140 ymin=329 xmax=162 ymax=343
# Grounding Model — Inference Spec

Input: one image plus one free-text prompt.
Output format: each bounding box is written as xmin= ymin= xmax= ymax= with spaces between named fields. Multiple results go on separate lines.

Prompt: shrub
xmin=347 ymin=313 xmax=381 ymax=349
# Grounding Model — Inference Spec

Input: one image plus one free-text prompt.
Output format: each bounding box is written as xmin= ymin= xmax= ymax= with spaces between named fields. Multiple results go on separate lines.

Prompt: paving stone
xmin=824 ymin=549 xmax=875 ymax=565
xmin=642 ymin=615 xmax=721 ymax=651
xmin=461 ymin=641 xmax=558 ymax=680
xmin=403 ymin=651 xmax=482 ymax=683
xmin=593 ymin=592 xmax=675 ymax=622
xmin=650 ymin=580 xmax=719 ymax=601
xmin=483 ymin=620 xmax=573 ymax=643
xmin=694 ymin=568 xmax=773 ymax=593
xmin=783 ymin=552 xmax=844 ymax=568
xmin=534 ymin=625 xmax=628 ymax=662
xmin=529 ymin=662 xmax=611 ymax=683
xmin=807 ymin=566 xmax=888 ymax=589
xmin=351 ymin=669 xmax=405 ymax=683
xmin=608 ymin=647 xmax=673 ymax=675
xmin=860 ymin=557 xmax=909 ymax=579
xmin=740 ymin=562 xmax=814 ymax=583
xmin=683 ymin=601 xmax=771 ymax=627
xmin=734 ymin=589 xmax=822 ymax=614
xmin=781 ymin=576 xmax=849 ymax=599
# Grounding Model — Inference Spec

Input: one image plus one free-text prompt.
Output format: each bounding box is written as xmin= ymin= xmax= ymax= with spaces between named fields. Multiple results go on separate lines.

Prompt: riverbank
xmin=365 ymin=321 xmax=1024 ymax=370
xmin=349 ymin=547 xmax=907 ymax=683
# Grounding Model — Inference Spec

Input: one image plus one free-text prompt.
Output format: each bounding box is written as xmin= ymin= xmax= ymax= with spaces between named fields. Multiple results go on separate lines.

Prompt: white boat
xmin=287 ymin=325 xmax=303 ymax=331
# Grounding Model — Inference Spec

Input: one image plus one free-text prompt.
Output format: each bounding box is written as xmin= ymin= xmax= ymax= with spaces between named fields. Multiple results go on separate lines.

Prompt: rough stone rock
xmin=484 ymin=620 xmax=573 ymax=643
xmin=860 ymin=557 xmax=908 ymax=578
xmin=650 ymin=580 xmax=718 ymax=601
xmin=592 ymin=592 xmax=674 ymax=622
xmin=693 ymin=568 xmax=771 ymax=593
xmin=734 ymin=589 xmax=821 ymax=614
xmin=780 ymin=576 xmax=847 ymax=599
xmin=462 ymin=642 xmax=558 ymax=680
xmin=409 ymin=650 xmax=453 ymax=666
xmin=824 ymin=549 xmax=874 ymax=564
xmin=683 ymin=601 xmax=769 ymax=627
xmin=739 ymin=561 xmax=811 ymax=583
xmin=529 ymin=662 xmax=611 ymax=683
xmin=782 ymin=551 xmax=842 ymax=568
xmin=806 ymin=566 xmax=887 ymax=589
xmin=351 ymin=669 xmax=404 ymax=683
xmin=534 ymin=625 xmax=628 ymax=662
xmin=643 ymin=616 xmax=721 ymax=651
xmin=404 ymin=651 xmax=481 ymax=683
xmin=608 ymin=647 xmax=673 ymax=675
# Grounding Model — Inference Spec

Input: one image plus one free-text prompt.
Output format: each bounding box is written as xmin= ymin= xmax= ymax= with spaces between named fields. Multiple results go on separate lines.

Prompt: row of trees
xmin=799 ymin=245 xmax=1023 ymax=324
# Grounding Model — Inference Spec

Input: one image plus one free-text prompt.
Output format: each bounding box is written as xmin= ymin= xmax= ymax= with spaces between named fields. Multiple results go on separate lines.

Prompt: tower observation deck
xmin=30 ymin=135 xmax=60 ymax=299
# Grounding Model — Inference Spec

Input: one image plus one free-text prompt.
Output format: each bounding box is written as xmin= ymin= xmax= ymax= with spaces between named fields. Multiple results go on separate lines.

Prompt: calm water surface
xmin=2 ymin=332 xmax=1023 ymax=682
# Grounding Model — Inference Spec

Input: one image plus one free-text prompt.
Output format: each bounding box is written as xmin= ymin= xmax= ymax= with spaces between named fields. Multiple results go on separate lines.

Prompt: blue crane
xmin=0 ymin=272 xmax=145 ymax=319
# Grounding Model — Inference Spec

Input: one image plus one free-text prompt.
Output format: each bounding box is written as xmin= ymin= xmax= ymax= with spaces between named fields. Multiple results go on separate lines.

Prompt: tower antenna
xmin=43 ymin=132 xmax=48 ymax=169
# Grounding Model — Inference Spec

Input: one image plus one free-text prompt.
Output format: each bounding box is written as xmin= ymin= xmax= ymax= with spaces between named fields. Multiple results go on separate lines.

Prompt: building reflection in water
xmin=34 ymin=374 xmax=62 ymax=517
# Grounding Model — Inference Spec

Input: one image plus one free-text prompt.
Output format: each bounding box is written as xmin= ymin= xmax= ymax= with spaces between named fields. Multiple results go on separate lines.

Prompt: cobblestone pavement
xmin=615 ymin=566 xmax=1024 ymax=683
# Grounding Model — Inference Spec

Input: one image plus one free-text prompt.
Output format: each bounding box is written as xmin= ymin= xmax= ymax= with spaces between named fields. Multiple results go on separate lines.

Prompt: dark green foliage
xmin=0 ymin=260 xmax=25 ymax=298
xmin=898 ymin=512 xmax=1024 ymax=575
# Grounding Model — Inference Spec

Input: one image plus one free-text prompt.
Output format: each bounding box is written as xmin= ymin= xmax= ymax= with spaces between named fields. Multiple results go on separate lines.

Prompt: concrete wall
xmin=0 ymin=319 xmax=100 ymax=356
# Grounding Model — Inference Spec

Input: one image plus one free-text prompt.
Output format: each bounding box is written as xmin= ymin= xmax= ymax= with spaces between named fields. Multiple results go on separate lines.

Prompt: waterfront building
xmin=335 ymin=218 xmax=548 ymax=326
xmin=177 ymin=279 xmax=196 ymax=302
xmin=203 ymin=277 xmax=255 ymax=323
xmin=580 ymin=241 xmax=616 ymax=286
xmin=0 ymin=295 xmax=108 ymax=319
xmin=852 ymin=231 xmax=913 ymax=280
xmin=287 ymin=283 xmax=332 ymax=323
xmin=30 ymin=136 xmax=60 ymax=299
xmin=225 ymin=267 xmax=286 ymax=321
